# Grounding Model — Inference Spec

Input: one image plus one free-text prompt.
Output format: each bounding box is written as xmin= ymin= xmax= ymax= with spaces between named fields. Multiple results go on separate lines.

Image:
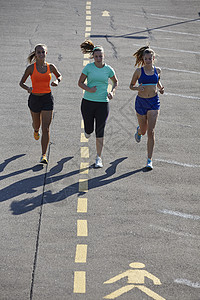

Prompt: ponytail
xmin=27 ymin=50 xmax=36 ymax=64
xmin=80 ymin=40 xmax=104 ymax=57
xmin=27 ymin=44 xmax=47 ymax=64
xmin=133 ymin=46 xmax=155 ymax=67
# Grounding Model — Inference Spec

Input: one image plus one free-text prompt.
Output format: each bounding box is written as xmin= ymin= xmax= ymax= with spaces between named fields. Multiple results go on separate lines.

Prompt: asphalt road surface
xmin=0 ymin=0 xmax=200 ymax=299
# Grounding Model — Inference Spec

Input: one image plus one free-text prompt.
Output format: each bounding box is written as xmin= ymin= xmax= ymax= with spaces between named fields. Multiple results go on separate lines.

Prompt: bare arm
xmin=78 ymin=73 xmax=97 ymax=93
xmin=107 ymin=74 xmax=118 ymax=100
xmin=156 ymin=68 xmax=164 ymax=94
xmin=129 ymin=68 xmax=144 ymax=92
xmin=50 ymin=64 xmax=62 ymax=86
xmin=19 ymin=65 xmax=33 ymax=93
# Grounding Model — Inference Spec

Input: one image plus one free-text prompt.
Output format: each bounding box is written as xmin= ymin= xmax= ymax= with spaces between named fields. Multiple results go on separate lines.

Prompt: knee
xmin=42 ymin=125 xmax=50 ymax=133
xmin=140 ymin=129 xmax=147 ymax=136
xmin=138 ymin=125 xmax=147 ymax=136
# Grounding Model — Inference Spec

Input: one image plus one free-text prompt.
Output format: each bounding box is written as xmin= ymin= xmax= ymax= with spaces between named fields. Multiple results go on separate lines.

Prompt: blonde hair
xmin=133 ymin=46 xmax=155 ymax=67
xmin=80 ymin=40 xmax=104 ymax=58
xmin=27 ymin=44 xmax=47 ymax=64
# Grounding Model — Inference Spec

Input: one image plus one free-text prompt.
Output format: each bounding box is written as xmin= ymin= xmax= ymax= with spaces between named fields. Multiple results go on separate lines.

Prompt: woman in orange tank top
xmin=19 ymin=44 xmax=62 ymax=164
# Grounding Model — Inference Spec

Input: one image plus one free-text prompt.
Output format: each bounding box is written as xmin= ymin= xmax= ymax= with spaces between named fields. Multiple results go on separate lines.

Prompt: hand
xmin=89 ymin=86 xmax=97 ymax=93
xmin=159 ymin=86 xmax=164 ymax=94
xmin=138 ymin=84 xmax=144 ymax=92
xmin=27 ymin=87 xmax=32 ymax=93
xmin=51 ymin=80 xmax=58 ymax=87
xmin=107 ymin=91 xmax=114 ymax=100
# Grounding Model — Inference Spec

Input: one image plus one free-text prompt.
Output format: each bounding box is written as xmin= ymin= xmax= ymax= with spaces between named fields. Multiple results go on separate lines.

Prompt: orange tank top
xmin=31 ymin=62 xmax=52 ymax=93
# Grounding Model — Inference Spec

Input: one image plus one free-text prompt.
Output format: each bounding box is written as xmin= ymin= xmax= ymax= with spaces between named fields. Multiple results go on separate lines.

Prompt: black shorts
xmin=28 ymin=92 xmax=54 ymax=113
xmin=81 ymin=98 xmax=109 ymax=138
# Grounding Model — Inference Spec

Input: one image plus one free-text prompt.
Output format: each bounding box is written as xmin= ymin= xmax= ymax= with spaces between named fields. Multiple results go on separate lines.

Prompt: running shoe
xmin=84 ymin=132 xmax=91 ymax=139
xmin=95 ymin=156 xmax=103 ymax=168
xmin=146 ymin=158 xmax=153 ymax=170
xmin=135 ymin=126 xmax=142 ymax=143
xmin=34 ymin=131 xmax=40 ymax=140
xmin=40 ymin=155 xmax=48 ymax=164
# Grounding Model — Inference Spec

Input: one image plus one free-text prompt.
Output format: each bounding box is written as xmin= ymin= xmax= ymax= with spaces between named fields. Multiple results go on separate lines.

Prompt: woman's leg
xmin=96 ymin=137 xmax=103 ymax=157
xmin=41 ymin=110 xmax=53 ymax=155
xmin=81 ymin=99 xmax=95 ymax=135
xmin=146 ymin=110 xmax=159 ymax=159
xmin=95 ymin=102 xmax=109 ymax=158
xmin=136 ymin=112 xmax=148 ymax=136
xmin=30 ymin=110 xmax=41 ymax=132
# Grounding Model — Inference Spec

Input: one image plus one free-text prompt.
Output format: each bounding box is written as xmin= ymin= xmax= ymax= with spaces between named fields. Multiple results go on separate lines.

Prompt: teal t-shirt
xmin=82 ymin=62 xmax=115 ymax=102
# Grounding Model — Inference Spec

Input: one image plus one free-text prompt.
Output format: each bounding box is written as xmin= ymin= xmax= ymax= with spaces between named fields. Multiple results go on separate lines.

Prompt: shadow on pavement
xmin=10 ymin=157 xmax=148 ymax=215
xmin=0 ymin=154 xmax=26 ymax=173
xmin=0 ymin=156 xmax=74 ymax=203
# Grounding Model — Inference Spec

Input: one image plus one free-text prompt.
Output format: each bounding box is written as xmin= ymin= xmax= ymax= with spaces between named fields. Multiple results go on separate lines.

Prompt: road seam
xmin=29 ymin=143 xmax=52 ymax=300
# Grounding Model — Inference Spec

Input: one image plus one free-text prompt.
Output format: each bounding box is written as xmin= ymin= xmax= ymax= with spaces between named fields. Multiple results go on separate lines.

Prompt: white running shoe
xmin=95 ymin=156 xmax=103 ymax=168
xmin=84 ymin=132 xmax=91 ymax=139
xmin=146 ymin=158 xmax=153 ymax=170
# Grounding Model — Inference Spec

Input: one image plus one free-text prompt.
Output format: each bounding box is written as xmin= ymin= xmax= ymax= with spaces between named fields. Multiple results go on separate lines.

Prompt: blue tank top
xmin=138 ymin=67 xmax=159 ymax=86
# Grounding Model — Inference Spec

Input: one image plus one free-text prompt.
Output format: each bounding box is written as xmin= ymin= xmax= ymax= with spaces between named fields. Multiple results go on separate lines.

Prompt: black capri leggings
xmin=81 ymin=98 xmax=109 ymax=138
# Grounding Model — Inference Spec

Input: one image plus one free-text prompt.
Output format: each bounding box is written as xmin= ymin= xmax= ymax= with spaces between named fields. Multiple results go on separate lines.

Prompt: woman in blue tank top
xmin=129 ymin=46 xmax=164 ymax=170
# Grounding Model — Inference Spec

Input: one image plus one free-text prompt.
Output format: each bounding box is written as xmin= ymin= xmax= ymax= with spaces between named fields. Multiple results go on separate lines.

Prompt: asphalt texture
xmin=0 ymin=0 xmax=200 ymax=299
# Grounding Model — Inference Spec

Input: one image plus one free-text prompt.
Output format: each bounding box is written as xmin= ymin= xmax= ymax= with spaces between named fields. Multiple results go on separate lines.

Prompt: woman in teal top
xmin=78 ymin=40 xmax=118 ymax=168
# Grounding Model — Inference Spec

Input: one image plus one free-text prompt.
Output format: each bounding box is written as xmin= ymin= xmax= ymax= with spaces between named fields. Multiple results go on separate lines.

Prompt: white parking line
xmin=164 ymin=93 xmax=200 ymax=100
xmin=152 ymin=46 xmax=200 ymax=55
xmin=162 ymin=67 xmax=200 ymax=75
xmin=149 ymin=13 xmax=196 ymax=20
xmin=132 ymin=12 xmax=194 ymax=21
xmin=155 ymin=159 xmax=200 ymax=168
xmin=154 ymin=28 xmax=200 ymax=38
xmin=130 ymin=43 xmax=200 ymax=55
xmin=174 ymin=279 xmax=200 ymax=288
xmin=150 ymin=224 xmax=198 ymax=239
xmin=158 ymin=209 xmax=200 ymax=220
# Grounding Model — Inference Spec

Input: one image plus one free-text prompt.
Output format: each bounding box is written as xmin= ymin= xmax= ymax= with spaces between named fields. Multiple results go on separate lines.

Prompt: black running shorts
xmin=28 ymin=92 xmax=54 ymax=113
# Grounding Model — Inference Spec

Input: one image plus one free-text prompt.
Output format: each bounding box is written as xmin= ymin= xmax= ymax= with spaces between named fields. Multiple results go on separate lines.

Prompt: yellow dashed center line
xmin=81 ymin=146 xmax=89 ymax=158
xmin=77 ymin=198 xmax=88 ymax=213
xmin=79 ymin=179 xmax=88 ymax=192
xmin=80 ymin=132 xmax=89 ymax=143
xmin=80 ymin=162 xmax=89 ymax=174
xmin=77 ymin=220 xmax=88 ymax=236
xmin=83 ymin=60 xmax=89 ymax=66
xmin=74 ymin=1 xmax=91 ymax=295
xmin=85 ymin=26 xmax=91 ymax=32
xmin=81 ymin=119 xmax=84 ymax=129
xmin=84 ymin=53 xmax=90 ymax=59
xmin=75 ymin=244 xmax=88 ymax=263
xmin=73 ymin=271 xmax=86 ymax=293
